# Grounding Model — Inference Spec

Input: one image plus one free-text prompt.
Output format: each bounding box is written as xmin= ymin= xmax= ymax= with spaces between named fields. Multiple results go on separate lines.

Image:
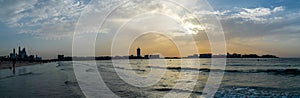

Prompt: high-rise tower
xmin=137 ymin=48 xmax=141 ymax=58
xmin=18 ymin=46 xmax=21 ymax=54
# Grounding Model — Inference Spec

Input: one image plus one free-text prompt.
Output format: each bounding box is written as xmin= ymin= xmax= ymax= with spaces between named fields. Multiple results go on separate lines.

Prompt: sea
xmin=1 ymin=58 xmax=300 ymax=98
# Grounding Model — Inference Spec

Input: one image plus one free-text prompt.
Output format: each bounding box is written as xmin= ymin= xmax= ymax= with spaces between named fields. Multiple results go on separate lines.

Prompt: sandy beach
xmin=0 ymin=61 xmax=41 ymax=69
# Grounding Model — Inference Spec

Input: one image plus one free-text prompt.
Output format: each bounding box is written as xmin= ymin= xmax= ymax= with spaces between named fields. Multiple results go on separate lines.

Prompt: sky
xmin=0 ymin=0 xmax=300 ymax=59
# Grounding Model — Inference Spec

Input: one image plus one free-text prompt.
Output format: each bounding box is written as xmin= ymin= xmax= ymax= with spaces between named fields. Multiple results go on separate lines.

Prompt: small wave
xmin=112 ymin=66 xmax=146 ymax=72
xmin=0 ymin=72 xmax=40 ymax=79
xmin=148 ymin=66 xmax=300 ymax=75
xmin=216 ymin=86 xmax=300 ymax=97
xmin=147 ymin=66 xmax=220 ymax=72
xmin=18 ymin=72 xmax=33 ymax=76
xmin=226 ymin=64 xmax=250 ymax=66
xmin=85 ymin=68 xmax=96 ymax=72
xmin=59 ymin=67 xmax=74 ymax=71
xmin=64 ymin=81 xmax=78 ymax=86
xmin=0 ymin=75 xmax=15 ymax=80
xmin=225 ymin=69 xmax=300 ymax=75
xmin=152 ymin=88 xmax=202 ymax=94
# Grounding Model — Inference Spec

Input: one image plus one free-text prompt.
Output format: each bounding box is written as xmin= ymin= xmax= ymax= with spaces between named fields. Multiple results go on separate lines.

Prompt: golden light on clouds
xmin=128 ymin=32 xmax=214 ymax=57
xmin=129 ymin=33 xmax=180 ymax=57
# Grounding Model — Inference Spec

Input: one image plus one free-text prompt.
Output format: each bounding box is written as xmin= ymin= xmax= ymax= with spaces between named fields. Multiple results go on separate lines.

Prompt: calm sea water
xmin=1 ymin=58 xmax=300 ymax=97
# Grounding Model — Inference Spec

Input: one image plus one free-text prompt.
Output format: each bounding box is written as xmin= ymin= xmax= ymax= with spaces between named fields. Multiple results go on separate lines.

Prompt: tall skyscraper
xmin=13 ymin=48 xmax=15 ymax=55
xmin=18 ymin=46 xmax=21 ymax=55
xmin=137 ymin=48 xmax=141 ymax=57
xmin=10 ymin=48 xmax=16 ymax=59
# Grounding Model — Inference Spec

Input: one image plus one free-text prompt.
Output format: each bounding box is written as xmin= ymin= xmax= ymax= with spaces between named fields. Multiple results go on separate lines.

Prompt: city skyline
xmin=55 ymin=47 xmax=279 ymax=61
xmin=1 ymin=0 xmax=300 ymax=59
xmin=1 ymin=1 xmax=300 ymax=98
xmin=1 ymin=43 xmax=284 ymax=59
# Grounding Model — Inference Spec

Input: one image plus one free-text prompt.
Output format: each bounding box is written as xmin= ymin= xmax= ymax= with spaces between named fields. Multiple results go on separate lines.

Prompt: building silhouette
xmin=18 ymin=46 xmax=27 ymax=59
xmin=199 ymin=54 xmax=212 ymax=58
xmin=127 ymin=48 xmax=162 ymax=59
xmin=150 ymin=55 xmax=160 ymax=59
xmin=261 ymin=54 xmax=278 ymax=58
xmin=137 ymin=48 xmax=141 ymax=58
xmin=241 ymin=54 xmax=259 ymax=58
xmin=227 ymin=53 xmax=242 ymax=58
xmin=10 ymin=48 xmax=17 ymax=59
xmin=8 ymin=46 xmax=42 ymax=61
xmin=144 ymin=55 xmax=149 ymax=59
xmin=187 ymin=54 xmax=199 ymax=58
xmin=58 ymin=54 xmax=64 ymax=60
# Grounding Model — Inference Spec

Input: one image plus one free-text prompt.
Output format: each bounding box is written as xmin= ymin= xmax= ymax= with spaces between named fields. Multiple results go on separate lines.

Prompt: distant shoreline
xmin=0 ymin=61 xmax=42 ymax=70
xmin=0 ymin=58 xmax=291 ymax=69
xmin=53 ymin=57 xmax=283 ymax=61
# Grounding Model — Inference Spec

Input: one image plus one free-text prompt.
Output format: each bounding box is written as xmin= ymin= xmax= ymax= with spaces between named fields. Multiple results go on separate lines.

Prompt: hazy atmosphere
xmin=0 ymin=0 xmax=299 ymax=59
xmin=1 ymin=0 xmax=300 ymax=98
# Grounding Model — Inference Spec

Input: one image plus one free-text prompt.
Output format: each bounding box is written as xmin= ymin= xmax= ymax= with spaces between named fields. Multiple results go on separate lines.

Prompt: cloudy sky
xmin=0 ymin=0 xmax=300 ymax=59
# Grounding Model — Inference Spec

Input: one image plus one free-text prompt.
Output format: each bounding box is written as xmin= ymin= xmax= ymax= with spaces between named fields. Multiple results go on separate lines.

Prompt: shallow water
xmin=1 ymin=58 xmax=300 ymax=97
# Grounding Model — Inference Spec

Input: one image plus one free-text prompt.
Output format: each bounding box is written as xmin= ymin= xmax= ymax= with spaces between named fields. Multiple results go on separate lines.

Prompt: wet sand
xmin=0 ymin=61 xmax=41 ymax=69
